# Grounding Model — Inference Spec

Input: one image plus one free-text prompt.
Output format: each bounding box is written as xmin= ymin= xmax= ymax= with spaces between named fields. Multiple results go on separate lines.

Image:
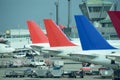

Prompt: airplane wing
xmin=68 ymin=53 xmax=98 ymax=62
xmin=106 ymin=54 xmax=120 ymax=62
xmin=69 ymin=53 xmax=97 ymax=59
xmin=30 ymin=45 xmax=62 ymax=56
xmin=42 ymin=48 xmax=62 ymax=56
xmin=29 ymin=43 xmax=50 ymax=52
xmin=42 ymin=48 xmax=63 ymax=56
xmin=30 ymin=45 xmax=44 ymax=52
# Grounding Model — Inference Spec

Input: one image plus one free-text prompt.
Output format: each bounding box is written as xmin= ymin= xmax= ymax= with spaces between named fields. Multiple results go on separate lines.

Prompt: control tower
xmin=79 ymin=0 xmax=118 ymax=40
xmin=79 ymin=0 xmax=113 ymax=21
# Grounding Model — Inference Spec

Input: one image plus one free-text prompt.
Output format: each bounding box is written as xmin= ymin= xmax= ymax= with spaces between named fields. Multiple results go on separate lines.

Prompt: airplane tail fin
xmin=43 ymin=19 xmax=77 ymax=47
xmin=27 ymin=20 xmax=48 ymax=44
xmin=74 ymin=15 xmax=116 ymax=50
xmin=108 ymin=11 xmax=120 ymax=38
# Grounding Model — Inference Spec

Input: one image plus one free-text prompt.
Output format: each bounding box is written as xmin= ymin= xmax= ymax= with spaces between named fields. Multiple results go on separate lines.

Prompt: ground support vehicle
xmin=29 ymin=59 xmax=46 ymax=67
xmin=5 ymin=70 xmax=14 ymax=77
xmin=24 ymin=68 xmax=35 ymax=77
xmin=33 ymin=68 xmax=49 ymax=78
xmin=32 ymin=66 xmax=63 ymax=78
xmin=0 ymin=60 xmax=11 ymax=68
xmin=11 ymin=59 xmax=24 ymax=67
xmin=5 ymin=70 xmax=25 ymax=77
xmin=13 ymin=52 xmax=26 ymax=58
xmin=62 ymin=70 xmax=84 ymax=78
xmin=69 ymin=71 xmax=84 ymax=78
xmin=99 ymin=67 xmax=113 ymax=78
xmin=53 ymin=60 xmax=64 ymax=67
xmin=49 ymin=69 xmax=63 ymax=78
xmin=80 ymin=67 xmax=93 ymax=75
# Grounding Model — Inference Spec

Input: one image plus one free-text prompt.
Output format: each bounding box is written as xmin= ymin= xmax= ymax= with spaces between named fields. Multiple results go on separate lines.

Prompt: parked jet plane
xmin=42 ymin=16 xmax=120 ymax=69
xmin=26 ymin=20 xmax=50 ymax=52
xmin=25 ymin=17 xmax=120 ymax=69
xmin=42 ymin=18 xmax=120 ymax=68
xmin=104 ymin=11 xmax=120 ymax=63
xmin=26 ymin=19 xmax=118 ymax=53
xmin=26 ymin=20 xmax=81 ymax=55
xmin=0 ymin=44 xmax=15 ymax=54
xmin=69 ymin=15 xmax=120 ymax=69
xmin=26 ymin=18 xmax=120 ymax=68
xmin=0 ymin=38 xmax=15 ymax=56
xmin=42 ymin=19 xmax=82 ymax=57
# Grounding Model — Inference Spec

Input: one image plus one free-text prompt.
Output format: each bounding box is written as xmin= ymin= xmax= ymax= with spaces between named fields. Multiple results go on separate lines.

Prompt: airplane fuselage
xmin=0 ymin=44 xmax=15 ymax=54
xmin=70 ymin=49 xmax=120 ymax=69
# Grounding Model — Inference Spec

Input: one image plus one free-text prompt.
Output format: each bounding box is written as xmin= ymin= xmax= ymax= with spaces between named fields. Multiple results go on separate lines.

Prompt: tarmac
xmin=0 ymin=55 xmax=112 ymax=80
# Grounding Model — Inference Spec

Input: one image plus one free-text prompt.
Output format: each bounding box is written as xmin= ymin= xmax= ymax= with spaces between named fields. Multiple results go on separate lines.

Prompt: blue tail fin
xmin=74 ymin=15 xmax=116 ymax=50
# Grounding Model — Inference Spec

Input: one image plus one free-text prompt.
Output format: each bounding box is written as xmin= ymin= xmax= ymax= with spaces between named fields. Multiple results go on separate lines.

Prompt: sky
xmin=0 ymin=0 xmax=119 ymax=33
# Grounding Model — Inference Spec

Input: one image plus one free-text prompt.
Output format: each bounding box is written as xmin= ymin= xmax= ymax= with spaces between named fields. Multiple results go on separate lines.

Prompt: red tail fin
xmin=108 ymin=11 xmax=120 ymax=38
xmin=27 ymin=20 xmax=48 ymax=43
xmin=43 ymin=19 xmax=77 ymax=47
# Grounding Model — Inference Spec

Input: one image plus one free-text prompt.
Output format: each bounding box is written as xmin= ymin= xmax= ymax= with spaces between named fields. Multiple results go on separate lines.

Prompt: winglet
xmin=74 ymin=15 xmax=116 ymax=50
xmin=108 ymin=11 xmax=120 ymax=38
xmin=44 ymin=19 xmax=77 ymax=47
xmin=27 ymin=20 xmax=48 ymax=44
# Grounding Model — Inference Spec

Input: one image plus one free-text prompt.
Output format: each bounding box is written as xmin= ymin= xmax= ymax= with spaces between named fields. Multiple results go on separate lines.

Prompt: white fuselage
xmin=42 ymin=45 xmax=82 ymax=58
xmin=42 ymin=42 xmax=120 ymax=69
xmin=26 ymin=38 xmax=120 ymax=68
xmin=0 ymin=43 xmax=15 ymax=54
xmin=70 ymin=49 xmax=120 ymax=69
xmin=107 ymin=40 xmax=120 ymax=48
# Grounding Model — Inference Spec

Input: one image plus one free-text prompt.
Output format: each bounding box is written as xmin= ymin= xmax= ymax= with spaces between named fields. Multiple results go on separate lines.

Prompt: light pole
xmin=55 ymin=0 xmax=59 ymax=25
xmin=65 ymin=0 xmax=71 ymax=37
xmin=68 ymin=0 xmax=71 ymax=28
xmin=63 ymin=0 xmax=71 ymax=37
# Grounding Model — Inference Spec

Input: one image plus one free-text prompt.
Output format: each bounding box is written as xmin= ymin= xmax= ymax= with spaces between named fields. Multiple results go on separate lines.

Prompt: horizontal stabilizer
xmin=44 ymin=19 xmax=77 ymax=47
xmin=27 ymin=20 xmax=48 ymax=44
xmin=75 ymin=15 xmax=116 ymax=50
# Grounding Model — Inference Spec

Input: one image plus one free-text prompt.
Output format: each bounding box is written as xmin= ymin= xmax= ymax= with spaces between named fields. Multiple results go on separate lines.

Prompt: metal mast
xmin=68 ymin=0 xmax=71 ymax=28
xmin=55 ymin=0 xmax=59 ymax=25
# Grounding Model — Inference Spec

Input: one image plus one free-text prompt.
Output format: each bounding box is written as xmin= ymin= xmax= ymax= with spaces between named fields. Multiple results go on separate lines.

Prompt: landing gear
xmin=111 ymin=60 xmax=115 ymax=64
